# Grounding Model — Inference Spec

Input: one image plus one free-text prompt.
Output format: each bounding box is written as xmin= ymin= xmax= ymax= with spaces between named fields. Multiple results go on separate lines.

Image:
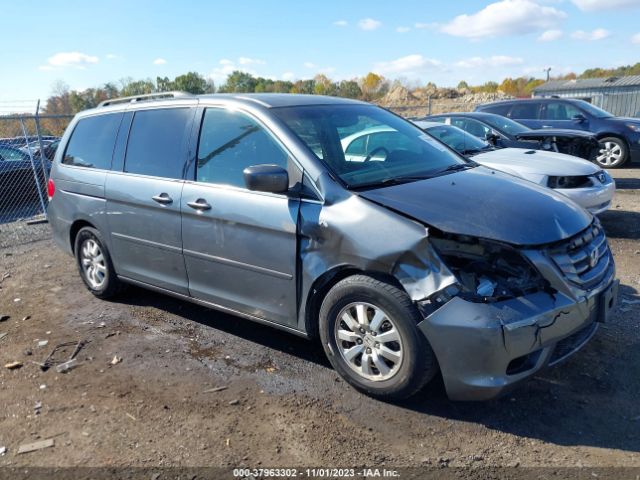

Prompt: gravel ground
xmin=0 ymin=167 xmax=638 ymax=474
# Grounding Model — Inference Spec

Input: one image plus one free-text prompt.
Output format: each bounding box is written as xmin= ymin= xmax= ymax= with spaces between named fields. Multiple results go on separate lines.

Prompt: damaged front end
xmin=414 ymin=227 xmax=617 ymax=401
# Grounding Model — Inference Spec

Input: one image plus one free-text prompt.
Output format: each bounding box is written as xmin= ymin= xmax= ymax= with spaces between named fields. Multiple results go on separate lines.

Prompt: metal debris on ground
xmin=22 ymin=316 xmax=30 ymax=321
xmin=17 ymin=438 xmax=54 ymax=454
xmin=38 ymin=339 xmax=87 ymax=372
xmin=110 ymin=355 xmax=122 ymax=365
xmin=5 ymin=361 xmax=23 ymax=370
xmin=228 ymin=399 xmax=240 ymax=405
xmin=37 ymin=340 xmax=48 ymax=347
xmin=203 ymin=386 xmax=228 ymax=393
xmin=55 ymin=358 xmax=78 ymax=374
xmin=126 ymin=413 xmax=137 ymax=421
xmin=0 ymin=446 xmax=6 ymax=455
xmin=0 ymin=315 xmax=9 ymax=322
xmin=0 ymin=333 xmax=7 ymax=342
xmin=34 ymin=401 xmax=42 ymax=415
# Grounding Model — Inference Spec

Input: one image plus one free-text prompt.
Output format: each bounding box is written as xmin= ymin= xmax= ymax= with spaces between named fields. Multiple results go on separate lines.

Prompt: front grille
xmin=547 ymin=222 xmax=612 ymax=289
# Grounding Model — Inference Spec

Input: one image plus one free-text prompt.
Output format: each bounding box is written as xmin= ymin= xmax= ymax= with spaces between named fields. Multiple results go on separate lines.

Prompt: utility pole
xmin=543 ymin=67 xmax=552 ymax=82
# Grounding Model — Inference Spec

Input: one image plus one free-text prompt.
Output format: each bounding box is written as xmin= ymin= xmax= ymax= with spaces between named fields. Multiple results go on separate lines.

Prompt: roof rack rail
xmin=98 ymin=91 xmax=193 ymax=108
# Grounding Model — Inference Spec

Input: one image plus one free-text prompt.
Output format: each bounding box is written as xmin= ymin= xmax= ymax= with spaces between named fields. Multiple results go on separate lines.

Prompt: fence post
xmin=19 ymin=117 xmax=48 ymax=219
xmin=428 ymin=96 xmax=432 ymax=116
xmin=34 ymin=100 xmax=49 ymax=182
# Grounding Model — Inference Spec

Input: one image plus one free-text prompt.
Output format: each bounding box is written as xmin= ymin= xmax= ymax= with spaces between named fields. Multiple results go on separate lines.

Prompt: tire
xmin=595 ymin=137 xmax=629 ymax=169
xmin=319 ymin=274 xmax=438 ymax=400
xmin=74 ymin=226 xmax=123 ymax=299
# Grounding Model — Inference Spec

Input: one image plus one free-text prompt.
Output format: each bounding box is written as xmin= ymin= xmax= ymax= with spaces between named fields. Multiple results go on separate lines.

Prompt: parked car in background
xmin=475 ymin=98 xmax=640 ymax=168
xmin=0 ymin=144 xmax=50 ymax=201
xmin=47 ymin=92 xmax=618 ymax=402
xmin=412 ymin=121 xmax=615 ymax=214
xmin=425 ymin=112 xmax=600 ymax=162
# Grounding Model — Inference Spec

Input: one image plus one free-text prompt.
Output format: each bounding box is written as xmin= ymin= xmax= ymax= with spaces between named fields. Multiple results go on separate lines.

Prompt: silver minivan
xmin=47 ymin=92 xmax=618 ymax=401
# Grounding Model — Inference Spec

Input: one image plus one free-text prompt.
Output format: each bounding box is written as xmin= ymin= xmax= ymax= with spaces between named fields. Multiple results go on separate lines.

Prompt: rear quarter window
xmin=63 ymin=113 xmax=123 ymax=169
xmin=508 ymin=103 xmax=541 ymax=120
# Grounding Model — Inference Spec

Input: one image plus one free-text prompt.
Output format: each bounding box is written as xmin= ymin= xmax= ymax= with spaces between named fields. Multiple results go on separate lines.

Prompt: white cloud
xmin=282 ymin=72 xmax=295 ymax=81
xmin=441 ymin=0 xmax=567 ymax=38
xmin=105 ymin=53 xmax=119 ymax=60
xmin=455 ymin=55 xmax=524 ymax=68
xmin=333 ymin=20 xmax=348 ymax=27
xmin=238 ymin=57 xmax=265 ymax=65
xmin=538 ymin=29 xmax=563 ymax=41
xmin=632 ymin=32 xmax=640 ymax=44
xmin=40 ymin=51 xmax=99 ymax=70
xmin=374 ymin=54 xmax=441 ymax=75
xmin=303 ymin=62 xmax=317 ymax=69
xmin=571 ymin=28 xmax=610 ymax=40
xmin=219 ymin=59 xmax=234 ymax=66
xmin=358 ymin=18 xmax=382 ymax=31
xmin=396 ymin=26 xmax=411 ymax=33
xmin=153 ymin=58 xmax=167 ymax=65
xmin=571 ymin=0 xmax=640 ymax=11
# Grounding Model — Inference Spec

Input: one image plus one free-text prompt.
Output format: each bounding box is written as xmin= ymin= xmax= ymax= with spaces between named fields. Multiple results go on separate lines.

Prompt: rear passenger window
xmin=124 ymin=108 xmax=192 ymax=179
xmin=196 ymin=108 xmax=289 ymax=188
xmin=509 ymin=103 xmax=541 ymax=119
xmin=543 ymin=102 xmax=582 ymax=120
xmin=481 ymin=104 xmax=511 ymax=116
xmin=63 ymin=113 xmax=122 ymax=169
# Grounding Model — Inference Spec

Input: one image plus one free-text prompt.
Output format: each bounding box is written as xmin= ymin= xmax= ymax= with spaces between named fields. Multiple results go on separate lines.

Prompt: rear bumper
xmin=417 ymin=273 xmax=618 ymax=401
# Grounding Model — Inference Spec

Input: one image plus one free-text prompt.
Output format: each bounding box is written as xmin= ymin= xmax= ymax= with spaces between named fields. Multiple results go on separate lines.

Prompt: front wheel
xmin=595 ymin=137 xmax=628 ymax=168
xmin=319 ymin=275 xmax=438 ymax=400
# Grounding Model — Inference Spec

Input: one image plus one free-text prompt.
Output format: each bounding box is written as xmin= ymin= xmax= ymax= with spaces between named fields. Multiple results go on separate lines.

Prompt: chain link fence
xmin=0 ymin=101 xmax=73 ymax=248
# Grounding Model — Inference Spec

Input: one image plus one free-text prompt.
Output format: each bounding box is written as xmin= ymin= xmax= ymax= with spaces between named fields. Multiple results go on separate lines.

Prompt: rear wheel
xmin=74 ymin=227 xmax=123 ymax=299
xmin=319 ymin=274 xmax=438 ymax=400
xmin=596 ymin=137 xmax=628 ymax=168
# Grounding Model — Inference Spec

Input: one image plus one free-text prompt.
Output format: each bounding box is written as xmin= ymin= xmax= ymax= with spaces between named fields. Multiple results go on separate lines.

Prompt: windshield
xmin=481 ymin=114 xmax=530 ymax=136
xmin=424 ymin=124 xmax=491 ymax=155
xmin=273 ymin=105 xmax=469 ymax=189
xmin=575 ymin=100 xmax=613 ymax=118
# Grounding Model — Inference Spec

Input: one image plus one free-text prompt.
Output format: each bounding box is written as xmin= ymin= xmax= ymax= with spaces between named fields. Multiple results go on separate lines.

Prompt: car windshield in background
xmin=425 ymin=124 xmax=491 ymax=155
xmin=577 ymin=100 xmax=614 ymax=118
xmin=482 ymin=114 xmax=530 ymax=136
xmin=273 ymin=105 xmax=468 ymax=189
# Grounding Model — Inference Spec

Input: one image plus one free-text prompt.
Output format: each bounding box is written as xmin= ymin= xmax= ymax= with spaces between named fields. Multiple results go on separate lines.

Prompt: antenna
xmin=543 ymin=67 xmax=552 ymax=82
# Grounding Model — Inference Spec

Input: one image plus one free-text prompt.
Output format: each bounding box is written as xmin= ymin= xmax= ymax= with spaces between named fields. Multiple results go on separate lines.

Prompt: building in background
xmin=533 ymin=76 xmax=640 ymax=118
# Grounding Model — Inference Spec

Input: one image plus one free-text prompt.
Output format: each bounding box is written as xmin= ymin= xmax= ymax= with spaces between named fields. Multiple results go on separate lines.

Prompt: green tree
xmin=313 ymin=74 xmax=337 ymax=96
xmin=218 ymin=71 xmax=257 ymax=93
xmin=360 ymin=72 xmax=385 ymax=100
xmin=172 ymin=72 xmax=214 ymax=94
xmin=338 ymin=80 xmax=362 ymax=99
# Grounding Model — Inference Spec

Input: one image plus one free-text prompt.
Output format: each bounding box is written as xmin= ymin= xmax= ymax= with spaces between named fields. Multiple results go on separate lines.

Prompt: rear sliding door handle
xmin=187 ymin=199 xmax=212 ymax=211
xmin=152 ymin=193 xmax=173 ymax=204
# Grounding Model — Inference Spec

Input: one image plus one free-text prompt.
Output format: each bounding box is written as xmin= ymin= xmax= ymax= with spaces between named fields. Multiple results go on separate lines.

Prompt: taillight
xmin=47 ymin=178 xmax=55 ymax=200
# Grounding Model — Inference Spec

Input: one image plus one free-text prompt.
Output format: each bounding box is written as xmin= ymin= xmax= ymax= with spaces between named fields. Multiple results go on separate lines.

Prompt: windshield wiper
xmin=350 ymin=175 xmax=436 ymax=190
xmin=438 ymin=162 xmax=477 ymax=173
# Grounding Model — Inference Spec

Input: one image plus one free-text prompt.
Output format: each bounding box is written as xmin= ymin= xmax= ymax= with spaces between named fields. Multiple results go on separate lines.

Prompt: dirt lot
xmin=0 ymin=168 xmax=639 ymax=474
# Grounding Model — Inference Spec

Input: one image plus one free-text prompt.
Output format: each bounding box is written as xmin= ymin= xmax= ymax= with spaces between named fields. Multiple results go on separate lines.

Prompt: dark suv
xmin=476 ymin=98 xmax=640 ymax=168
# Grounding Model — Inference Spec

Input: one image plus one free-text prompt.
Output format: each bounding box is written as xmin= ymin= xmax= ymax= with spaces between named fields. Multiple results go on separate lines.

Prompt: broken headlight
xmin=430 ymin=234 xmax=548 ymax=302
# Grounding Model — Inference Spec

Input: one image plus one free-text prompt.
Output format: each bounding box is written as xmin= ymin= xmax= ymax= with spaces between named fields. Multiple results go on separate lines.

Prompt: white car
xmin=405 ymin=121 xmax=615 ymax=214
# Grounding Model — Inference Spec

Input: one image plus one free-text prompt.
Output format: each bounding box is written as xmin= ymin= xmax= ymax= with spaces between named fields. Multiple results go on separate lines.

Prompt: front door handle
xmin=152 ymin=193 xmax=173 ymax=205
xmin=187 ymin=199 xmax=212 ymax=211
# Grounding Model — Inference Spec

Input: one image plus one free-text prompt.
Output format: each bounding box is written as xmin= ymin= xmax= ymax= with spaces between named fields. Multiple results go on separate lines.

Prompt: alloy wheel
xmin=334 ymin=302 xmax=404 ymax=382
xmin=80 ymin=238 xmax=107 ymax=289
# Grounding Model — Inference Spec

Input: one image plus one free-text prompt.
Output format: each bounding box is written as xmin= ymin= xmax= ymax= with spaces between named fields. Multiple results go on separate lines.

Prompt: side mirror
xmin=572 ymin=113 xmax=587 ymax=123
xmin=243 ymin=164 xmax=289 ymax=194
xmin=485 ymin=132 xmax=500 ymax=145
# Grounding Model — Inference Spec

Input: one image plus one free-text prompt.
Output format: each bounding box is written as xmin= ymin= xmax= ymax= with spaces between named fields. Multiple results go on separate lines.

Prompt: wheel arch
xmin=303 ymin=266 xmax=405 ymax=340
xmin=69 ymin=219 xmax=96 ymax=254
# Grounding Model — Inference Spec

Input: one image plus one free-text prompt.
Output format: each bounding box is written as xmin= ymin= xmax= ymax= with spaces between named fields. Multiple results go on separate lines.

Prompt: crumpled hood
xmin=515 ymin=129 xmax=597 ymax=141
xmin=358 ymin=166 xmax=592 ymax=246
xmin=472 ymin=148 xmax=600 ymax=177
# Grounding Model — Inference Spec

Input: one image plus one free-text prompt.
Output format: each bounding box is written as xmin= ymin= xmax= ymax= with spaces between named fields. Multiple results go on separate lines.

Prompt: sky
xmin=2 ymin=0 xmax=640 ymax=105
